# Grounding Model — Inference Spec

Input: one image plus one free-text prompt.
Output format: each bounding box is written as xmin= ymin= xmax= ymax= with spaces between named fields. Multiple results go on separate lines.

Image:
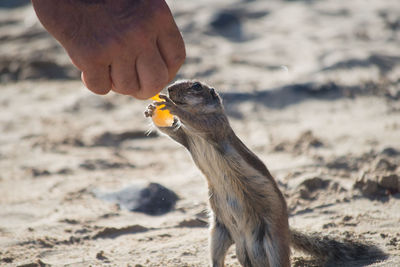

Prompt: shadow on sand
xmin=220 ymin=81 xmax=349 ymax=119
xmin=0 ymin=0 xmax=30 ymax=9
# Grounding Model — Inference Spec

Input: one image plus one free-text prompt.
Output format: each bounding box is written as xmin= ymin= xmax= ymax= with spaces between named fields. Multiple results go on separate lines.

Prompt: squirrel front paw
xmin=144 ymin=104 xmax=156 ymax=118
xmin=155 ymin=95 xmax=180 ymax=115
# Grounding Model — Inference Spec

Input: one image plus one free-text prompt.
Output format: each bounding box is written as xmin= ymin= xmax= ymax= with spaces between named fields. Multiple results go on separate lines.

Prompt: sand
xmin=0 ymin=0 xmax=399 ymax=266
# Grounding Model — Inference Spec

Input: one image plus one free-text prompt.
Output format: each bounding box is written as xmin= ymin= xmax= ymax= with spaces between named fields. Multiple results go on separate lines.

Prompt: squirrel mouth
xmin=168 ymin=94 xmax=185 ymax=105
xmin=173 ymin=99 xmax=185 ymax=105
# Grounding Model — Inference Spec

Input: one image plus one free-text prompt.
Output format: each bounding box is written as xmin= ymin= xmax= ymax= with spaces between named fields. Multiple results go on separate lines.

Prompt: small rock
xmin=178 ymin=218 xmax=208 ymax=228
xmin=326 ymin=155 xmax=362 ymax=171
xmin=299 ymin=188 xmax=310 ymax=200
xmin=378 ymin=174 xmax=400 ymax=193
xmin=342 ymin=197 xmax=350 ymax=203
xmin=342 ymin=215 xmax=353 ymax=222
xmin=79 ymin=159 xmax=135 ymax=170
xmin=17 ymin=259 xmax=50 ymax=267
xmin=31 ymin=168 xmax=51 ymax=177
xmin=74 ymin=228 xmax=90 ymax=235
xmin=97 ymin=182 xmax=178 ymax=215
xmin=293 ymin=131 xmax=324 ymax=152
xmin=343 ymin=222 xmax=358 ymax=227
xmin=322 ymin=222 xmax=337 ymax=229
xmin=56 ymin=168 xmax=73 ymax=175
xmin=158 ymin=233 xmax=171 ymax=238
xmin=326 ymin=157 xmax=351 ymax=170
xmin=388 ymin=237 xmax=398 ymax=246
xmin=36 ymin=238 xmax=54 ymax=248
xmin=273 ymin=131 xmax=324 ymax=154
xmin=354 ymin=173 xmax=383 ymax=197
xmin=96 ymin=250 xmax=108 ymax=261
xmin=1 ymin=257 xmax=13 ymax=263
xmin=195 ymin=209 xmax=209 ymax=219
xmin=59 ymin=218 xmax=79 ymax=225
xmin=300 ymin=177 xmax=330 ymax=192
xmin=373 ymin=158 xmax=397 ymax=172
xmin=17 ymin=263 xmax=38 ymax=267
xmin=272 ymin=142 xmax=286 ymax=152
xmin=330 ymin=182 xmax=346 ymax=192
xmin=61 ymin=137 xmax=85 ymax=147
xmin=93 ymin=225 xmax=148 ymax=239
xmin=381 ymin=147 xmax=400 ymax=157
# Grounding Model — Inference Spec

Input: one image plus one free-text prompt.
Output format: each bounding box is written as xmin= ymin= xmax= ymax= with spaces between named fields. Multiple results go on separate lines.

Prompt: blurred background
xmin=0 ymin=0 xmax=399 ymax=266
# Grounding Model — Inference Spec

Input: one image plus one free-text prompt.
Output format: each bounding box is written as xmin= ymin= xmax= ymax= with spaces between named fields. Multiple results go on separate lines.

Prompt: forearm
xmin=157 ymin=119 xmax=189 ymax=149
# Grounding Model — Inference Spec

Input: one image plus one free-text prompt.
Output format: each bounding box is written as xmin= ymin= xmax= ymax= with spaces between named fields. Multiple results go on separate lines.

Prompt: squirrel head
xmin=167 ymin=80 xmax=223 ymax=115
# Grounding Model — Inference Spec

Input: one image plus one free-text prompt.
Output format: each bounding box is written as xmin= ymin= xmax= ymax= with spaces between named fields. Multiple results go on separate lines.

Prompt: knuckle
xmin=73 ymin=50 xmax=108 ymax=69
xmin=144 ymin=71 xmax=169 ymax=91
xmin=82 ymin=75 xmax=111 ymax=95
xmin=112 ymin=78 xmax=139 ymax=96
xmin=132 ymin=91 xmax=150 ymax=100
xmin=168 ymin=49 xmax=186 ymax=68
xmin=151 ymin=79 xmax=168 ymax=91
xmin=113 ymin=85 xmax=137 ymax=96
xmin=150 ymin=0 xmax=171 ymax=19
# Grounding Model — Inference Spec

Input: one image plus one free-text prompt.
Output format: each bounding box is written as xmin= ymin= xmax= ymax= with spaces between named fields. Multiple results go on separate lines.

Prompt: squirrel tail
xmin=290 ymin=228 xmax=387 ymax=265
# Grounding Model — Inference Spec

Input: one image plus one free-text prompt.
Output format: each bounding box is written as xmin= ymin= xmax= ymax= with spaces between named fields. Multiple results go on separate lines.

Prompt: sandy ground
xmin=1 ymin=0 xmax=400 ymax=266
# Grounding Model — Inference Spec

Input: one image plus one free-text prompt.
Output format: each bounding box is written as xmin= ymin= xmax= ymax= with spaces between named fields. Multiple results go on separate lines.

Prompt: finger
xmin=136 ymin=45 xmax=169 ymax=99
xmin=81 ymin=66 xmax=112 ymax=95
xmin=157 ymin=17 xmax=186 ymax=82
xmin=110 ymin=55 xmax=140 ymax=96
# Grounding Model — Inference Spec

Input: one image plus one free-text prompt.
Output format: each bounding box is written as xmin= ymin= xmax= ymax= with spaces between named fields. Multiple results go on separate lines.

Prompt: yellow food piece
xmin=150 ymin=94 xmax=174 ymax=127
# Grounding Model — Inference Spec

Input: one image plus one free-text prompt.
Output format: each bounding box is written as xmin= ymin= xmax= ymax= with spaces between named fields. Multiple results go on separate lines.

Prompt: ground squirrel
xmin=144 ymin=80 xmax=385 ymax=267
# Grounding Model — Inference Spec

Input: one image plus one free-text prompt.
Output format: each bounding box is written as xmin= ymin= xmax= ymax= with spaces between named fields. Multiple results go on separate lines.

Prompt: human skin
xmin=31 ymin=0 xmax=186 ymax=99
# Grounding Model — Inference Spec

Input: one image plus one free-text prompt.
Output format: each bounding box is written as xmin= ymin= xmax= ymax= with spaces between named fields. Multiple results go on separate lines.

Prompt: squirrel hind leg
xmin=237 ymin=223 xmax=290 ymax=267
xmin=210 ymin=220 xmax=233 ymax=267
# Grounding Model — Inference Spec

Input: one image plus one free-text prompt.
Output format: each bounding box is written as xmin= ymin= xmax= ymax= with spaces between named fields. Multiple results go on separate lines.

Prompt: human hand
xmin=32 ymin=0 xmax=185 ymax=99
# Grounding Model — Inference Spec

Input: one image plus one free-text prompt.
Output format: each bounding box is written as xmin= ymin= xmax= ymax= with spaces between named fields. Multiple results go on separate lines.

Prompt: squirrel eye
xmin=191 ymin=82 xmax=202 ymax=91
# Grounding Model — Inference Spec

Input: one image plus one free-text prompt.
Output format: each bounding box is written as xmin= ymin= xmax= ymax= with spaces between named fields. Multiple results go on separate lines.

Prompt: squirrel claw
xmin=154 ymin=101 xmax=167 ymax=106
xmin=144 ymin=104 xmax=156 ymax=117
xmin=155 ymin=100 xmax=178 ymax=114
xmin=158 ymin=94 xmax=171 ymax=102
